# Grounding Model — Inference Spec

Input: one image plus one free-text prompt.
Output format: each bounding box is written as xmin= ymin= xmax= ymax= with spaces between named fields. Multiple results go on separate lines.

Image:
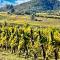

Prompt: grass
xmin=0 ymin=12 xmax=60 ymax=28
xmin=0 ymin=12 xmax=60 ymax=27
xmin=0 ymin=49 xmax=60 ymax=60
xmin=0 ymin=49 xmax=44 ymax=60
xmin=0 ymin=49 xmax=32 ymax=60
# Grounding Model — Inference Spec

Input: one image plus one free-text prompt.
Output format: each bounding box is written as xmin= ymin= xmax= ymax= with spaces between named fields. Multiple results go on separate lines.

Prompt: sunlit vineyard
xmin=0 ymin=22 xmax=60 ymax=60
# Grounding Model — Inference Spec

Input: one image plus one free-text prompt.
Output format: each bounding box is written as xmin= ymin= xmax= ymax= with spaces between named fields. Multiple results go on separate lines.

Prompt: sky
xmin=0 ymin=0 xmax=30 ymax=7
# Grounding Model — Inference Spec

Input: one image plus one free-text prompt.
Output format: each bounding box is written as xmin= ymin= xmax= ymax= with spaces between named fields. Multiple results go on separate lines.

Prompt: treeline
xmin=0 ymin=22 xmax=60 ymax=60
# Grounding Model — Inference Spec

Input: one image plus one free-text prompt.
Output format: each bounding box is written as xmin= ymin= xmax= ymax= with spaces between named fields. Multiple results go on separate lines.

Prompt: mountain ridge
xmin=0 ymin=0 xmax=60 ymax=14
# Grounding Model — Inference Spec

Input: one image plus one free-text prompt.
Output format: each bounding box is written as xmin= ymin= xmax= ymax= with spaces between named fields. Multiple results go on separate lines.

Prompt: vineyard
xmin=0 ymin=0 xmax=60 ymax=60
xmin=0 ymin=22 xmax=60 ymax=60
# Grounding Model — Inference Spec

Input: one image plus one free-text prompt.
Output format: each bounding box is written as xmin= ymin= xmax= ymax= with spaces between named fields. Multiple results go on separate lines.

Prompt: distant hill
xmin=14 ymin=1 xmax=32 ymax=14
xmin=0 ymin=1 xmax=32 ymax=14
xmin=0 ymin=0 xmax=60 ymax=14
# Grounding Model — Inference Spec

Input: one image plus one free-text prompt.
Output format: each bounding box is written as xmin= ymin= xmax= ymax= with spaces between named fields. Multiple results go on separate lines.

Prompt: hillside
xmin=14 ymin=1 xmax=32 ymax=14
xmin=0 ymin=0 xmax=60 ymax=13
xmin=0 ymin=1 xmax=31 ymax=13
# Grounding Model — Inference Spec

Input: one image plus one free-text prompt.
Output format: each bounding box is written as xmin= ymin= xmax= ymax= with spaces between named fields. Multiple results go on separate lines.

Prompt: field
xmin=0 ymin=12 xmax=60 ymax=60
xmin=0 ymin=12 xmax=60 ymax=27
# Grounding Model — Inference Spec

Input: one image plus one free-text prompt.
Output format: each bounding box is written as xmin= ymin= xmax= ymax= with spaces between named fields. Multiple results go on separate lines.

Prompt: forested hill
xmin=0 ymin=0 xmax=60 ymax=14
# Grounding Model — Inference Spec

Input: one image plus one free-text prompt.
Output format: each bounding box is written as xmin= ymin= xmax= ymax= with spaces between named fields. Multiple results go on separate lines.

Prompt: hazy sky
xmin=0 ymin=0 xmax=30 ymax=7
